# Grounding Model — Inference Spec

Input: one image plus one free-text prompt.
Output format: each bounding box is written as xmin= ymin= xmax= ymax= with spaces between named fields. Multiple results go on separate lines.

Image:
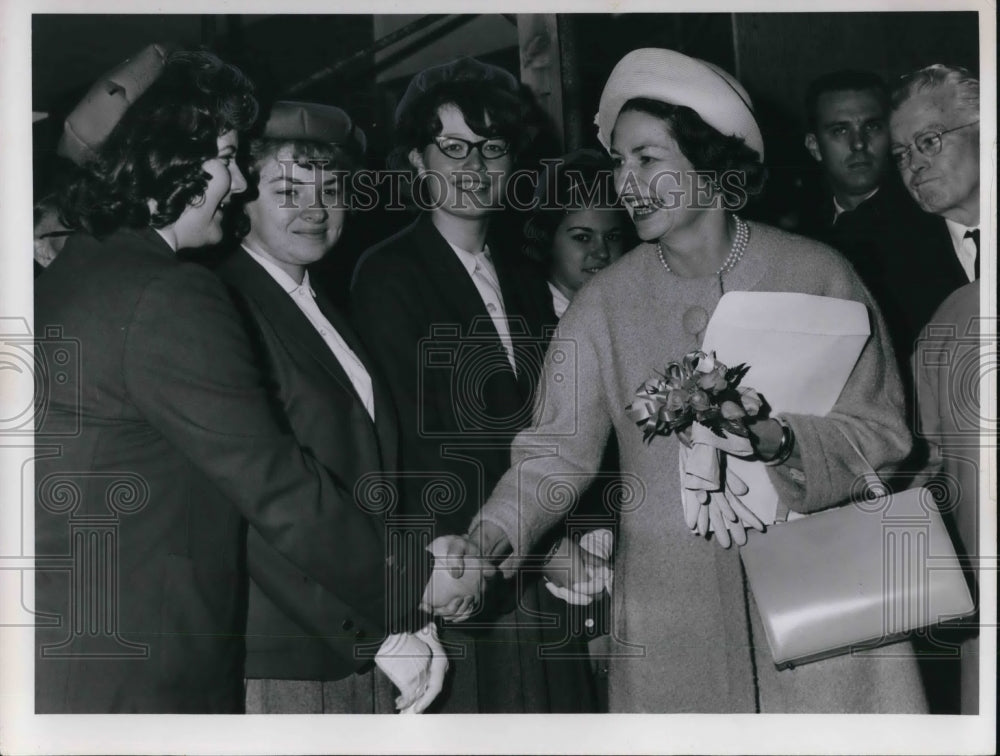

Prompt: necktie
xmin=473 ymin=251 xmax=516 ymax=373
xmin=965 ymin=228 xmax=980 ymax=280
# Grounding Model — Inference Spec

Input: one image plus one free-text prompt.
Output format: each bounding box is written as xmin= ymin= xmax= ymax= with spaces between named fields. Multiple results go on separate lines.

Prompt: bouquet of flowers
xmin=626 ymin=350 xmax=763 ymax=446
xmin=625 ymin=350 xmax=766 ymax=547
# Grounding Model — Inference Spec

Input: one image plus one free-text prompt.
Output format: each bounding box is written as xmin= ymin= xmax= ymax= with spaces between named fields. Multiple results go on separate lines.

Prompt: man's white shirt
xmin=831 ymin=187 xmax=879 ymax=225
xmin=944 ymin=219 xmax=979 ymax=282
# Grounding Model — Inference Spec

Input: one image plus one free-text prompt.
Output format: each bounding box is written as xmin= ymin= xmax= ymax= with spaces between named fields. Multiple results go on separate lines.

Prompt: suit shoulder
xmin=39 ymin=229 xmax=223 ymax=308
xmin=128 ymin=257 xmax=234 ymax=319
xmin=929 ymin=280 xmax=980 ymax=328
xmin=213 ymin=247 xmax=270 ymax=297
xmin=352 ymin=220 xmax=421 ymax=286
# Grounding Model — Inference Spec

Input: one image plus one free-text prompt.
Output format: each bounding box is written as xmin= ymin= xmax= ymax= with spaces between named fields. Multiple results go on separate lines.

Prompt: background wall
xmin=30 ymin=11 xmax=981 ymax=299
xmin=32 ymin=11 xmax=980 ymax=165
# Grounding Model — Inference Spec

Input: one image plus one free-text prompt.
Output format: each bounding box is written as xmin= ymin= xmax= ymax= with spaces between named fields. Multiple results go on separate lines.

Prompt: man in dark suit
xmin=889 ymin=64 xmax=980 ymax=330
xmin=800 ymin=70 xmax=967 ymax=374
xmin=891 ymin=64 xmax=982 ymax=716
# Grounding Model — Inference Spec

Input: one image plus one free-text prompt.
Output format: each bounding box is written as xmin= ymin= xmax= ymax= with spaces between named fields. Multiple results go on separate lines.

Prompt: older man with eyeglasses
xmin=841 ymin=65 xmax=983 ymax=378
xmin=889 ymin=63 xmax=983 ymax=717
xmin=890 ymin=64 xmax=981 ymax=281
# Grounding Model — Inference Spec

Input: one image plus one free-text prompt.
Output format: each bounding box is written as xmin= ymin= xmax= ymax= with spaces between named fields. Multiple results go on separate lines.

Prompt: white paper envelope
xmin=702 ymin=292 xmax=871 ymax=524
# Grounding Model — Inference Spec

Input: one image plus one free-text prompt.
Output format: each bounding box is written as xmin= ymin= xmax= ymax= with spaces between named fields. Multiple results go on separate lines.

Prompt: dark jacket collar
xmin=217 ymin=248 xmax=398 ymax=465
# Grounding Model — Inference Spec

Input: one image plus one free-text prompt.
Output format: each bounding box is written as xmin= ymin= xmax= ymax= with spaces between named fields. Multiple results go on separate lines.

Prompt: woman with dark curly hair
xmin=56 ymin=51 xmax=256 ymax=241
xmin=35 ymin=51 xmax=448 ymax=714
xmin=451 ymin=48 xmax=929 ymax=713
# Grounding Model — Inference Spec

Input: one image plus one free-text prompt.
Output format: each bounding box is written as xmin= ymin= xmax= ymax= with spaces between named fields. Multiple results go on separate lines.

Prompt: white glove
xmin=680 ymin=445 xmax=763 ymax=548
xmin=543 ymin=529 xmax=614 ymax=604
xmin=374 ymin=623 xmax=448 ymax=714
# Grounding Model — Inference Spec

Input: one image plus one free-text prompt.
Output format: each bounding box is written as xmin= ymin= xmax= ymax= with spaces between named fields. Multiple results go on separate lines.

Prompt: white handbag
xmin=739 ymin=432 xmax=975 ymax=669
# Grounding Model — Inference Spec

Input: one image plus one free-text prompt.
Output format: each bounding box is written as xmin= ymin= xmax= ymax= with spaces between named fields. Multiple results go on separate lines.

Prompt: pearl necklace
xmin=656 ymin=216 xmax=750 ymax=276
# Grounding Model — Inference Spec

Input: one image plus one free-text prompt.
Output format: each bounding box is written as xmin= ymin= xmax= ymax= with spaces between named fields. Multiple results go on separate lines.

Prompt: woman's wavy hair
xmin=58 ymin=50 xmax=258 ymax=237
xmin=522 ymin=149 xmax=631 ymax=264
xmin=618 ymin=97 xmax=766 ymax=209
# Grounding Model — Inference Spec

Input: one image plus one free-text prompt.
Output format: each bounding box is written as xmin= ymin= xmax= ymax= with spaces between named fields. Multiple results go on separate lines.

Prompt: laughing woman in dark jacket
xmin=35 ymin=51 xmax=446 ymax=714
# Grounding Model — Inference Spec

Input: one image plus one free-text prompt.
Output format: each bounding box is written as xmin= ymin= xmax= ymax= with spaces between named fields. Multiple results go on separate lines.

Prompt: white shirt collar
xmin=832 ymin=187 xmax=879 ymax=220
xmin=943 ymin=219 xmax=979 ymax=283
xmin=548 ymin=282 xmax=571 ymax=319
xmin=944 ymin=218 xmax=978 ymax=249
xmin=445 ymin=240 xmax=490 ymax=277
xmin=242 ymin=243 xmax=314 ymax=297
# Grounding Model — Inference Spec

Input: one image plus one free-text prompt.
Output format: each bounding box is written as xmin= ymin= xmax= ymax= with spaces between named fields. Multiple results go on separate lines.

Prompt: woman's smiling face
xmin=409 ymin=104 xmax=512 ymax=219
xmin=243 ymin=144 xmax=347 ymax=273
xmin=549 ymin=206 xmax=629 ymax=297
xmin=164 ymin=130 xmax=247 ymax=250
xmin=610 ymin=109 xmax=702 ymax=242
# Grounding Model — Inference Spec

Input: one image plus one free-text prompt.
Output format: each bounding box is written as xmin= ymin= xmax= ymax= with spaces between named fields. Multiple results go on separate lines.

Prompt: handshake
xmin=418 ymin=533 xmax=499 ymax=621
xmin=373 ymin=533 xmax=495 ymax=713
xmin=419 ymin=527 xmax=613 ymax=620
xmin=376 ymin=527 xmax=612 ymax=713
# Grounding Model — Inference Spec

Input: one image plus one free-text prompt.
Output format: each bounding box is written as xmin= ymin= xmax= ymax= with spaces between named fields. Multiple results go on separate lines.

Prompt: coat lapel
xmin=411 ymin=215 xmax=522 ymax=387
xmin=413 ymin=215 xmax=504 ymax=334
xmin=312 ymin=287 xmax=399 ymax=466
xmin=227 ymin=252 xmax=363 ymax=398
xmin=930 ymin=217 xmax=970 ymax=287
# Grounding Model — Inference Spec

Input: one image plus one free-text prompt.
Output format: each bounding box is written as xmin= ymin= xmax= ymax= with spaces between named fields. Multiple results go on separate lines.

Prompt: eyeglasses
xmin=891 ymin=120 xmax=979 ymax=168
xmin=433 ymin=136 xmax=510 ymax=161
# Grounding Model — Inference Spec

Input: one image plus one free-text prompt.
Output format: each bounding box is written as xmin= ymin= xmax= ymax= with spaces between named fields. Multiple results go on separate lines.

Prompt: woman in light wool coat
xmin=455 ymin=48 xmax=930 ymax=714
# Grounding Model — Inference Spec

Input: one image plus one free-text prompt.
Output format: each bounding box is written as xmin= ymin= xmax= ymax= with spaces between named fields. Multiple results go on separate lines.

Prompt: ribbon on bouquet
xmin=624 ymin=348 xmax=767 ymax=546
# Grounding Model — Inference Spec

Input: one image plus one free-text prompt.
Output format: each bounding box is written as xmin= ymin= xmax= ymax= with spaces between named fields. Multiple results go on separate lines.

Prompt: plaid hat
xmin=595 ymin=48 xmax=764 ymax=159
xmin=394 ymin=57 xmax=519 ymax=127
xmin=262 ymin=100 xmax=367 ymax=154
xmin=57 ymin=43 xmax=171 ymax=165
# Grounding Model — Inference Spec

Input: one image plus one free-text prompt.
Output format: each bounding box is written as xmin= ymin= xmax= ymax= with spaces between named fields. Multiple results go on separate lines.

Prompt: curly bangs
xmin=389 ymin=80 xmax=527 ymax=170
xmin=58 ymin=50 xmax=258 ymax=237
xmin=619 ymin=98 xmax=765 ymax=208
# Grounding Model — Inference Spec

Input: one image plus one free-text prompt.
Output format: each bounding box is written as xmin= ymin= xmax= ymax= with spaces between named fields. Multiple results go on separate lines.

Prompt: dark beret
xmin=394 ymin=57 xmax=519 ymax=127
xmin=262 ymin=100 xmax=367 ymax=154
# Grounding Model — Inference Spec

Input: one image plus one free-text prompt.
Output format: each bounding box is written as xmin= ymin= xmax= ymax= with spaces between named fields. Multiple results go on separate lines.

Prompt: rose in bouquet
xmin=626 ymin=350 xmax=762 ymax=445
xmin=625 ymin=350 xmax=766 ymax=547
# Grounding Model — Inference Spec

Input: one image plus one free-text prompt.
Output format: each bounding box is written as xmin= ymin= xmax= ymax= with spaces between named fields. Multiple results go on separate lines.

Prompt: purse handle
xmin=836 ymin=424 xmax=893 ymax=500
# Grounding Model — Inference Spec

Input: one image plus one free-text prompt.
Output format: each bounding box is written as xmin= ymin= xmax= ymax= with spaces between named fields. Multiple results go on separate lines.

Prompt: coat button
xmin=342 ymin=619 xmax=354 ymax=631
